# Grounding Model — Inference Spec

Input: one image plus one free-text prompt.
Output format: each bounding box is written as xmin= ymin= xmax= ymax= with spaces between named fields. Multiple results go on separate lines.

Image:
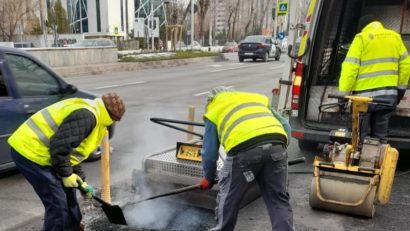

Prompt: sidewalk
xmin=53 ymin=55 xmax=227 ymax=78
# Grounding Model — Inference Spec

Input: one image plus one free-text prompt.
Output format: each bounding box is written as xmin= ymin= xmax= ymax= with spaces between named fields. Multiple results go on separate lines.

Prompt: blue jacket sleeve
xmin=201 ymin=119 xmax=220 ymax=182
xmin=271 ymin=109 xmax=291 ymax=144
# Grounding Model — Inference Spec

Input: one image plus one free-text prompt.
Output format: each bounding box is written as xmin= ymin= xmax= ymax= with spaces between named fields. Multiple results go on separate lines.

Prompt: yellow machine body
xmin=309 ymin=96 xmax=399 ymax=217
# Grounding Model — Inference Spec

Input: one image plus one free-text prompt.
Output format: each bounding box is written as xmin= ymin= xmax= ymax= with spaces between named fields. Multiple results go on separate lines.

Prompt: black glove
xmin=397 ymin=89 xmax=406 ymax=105
xmin=338 ymin=98 xmax=348 ymax=112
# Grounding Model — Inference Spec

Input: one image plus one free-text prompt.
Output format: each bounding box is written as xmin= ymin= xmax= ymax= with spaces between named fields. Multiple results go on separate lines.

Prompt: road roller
xmin=309 ymin=95 xmax=399 ymax=218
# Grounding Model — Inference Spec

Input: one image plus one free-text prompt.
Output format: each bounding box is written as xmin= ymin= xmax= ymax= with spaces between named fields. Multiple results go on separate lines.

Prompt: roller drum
xmin=309 ymin=173 xmax=377 ymax=218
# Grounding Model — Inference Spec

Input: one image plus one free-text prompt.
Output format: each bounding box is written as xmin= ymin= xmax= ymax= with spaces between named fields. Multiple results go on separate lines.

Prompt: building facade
xmin=215 ymin=0 xmax=226 ymax=35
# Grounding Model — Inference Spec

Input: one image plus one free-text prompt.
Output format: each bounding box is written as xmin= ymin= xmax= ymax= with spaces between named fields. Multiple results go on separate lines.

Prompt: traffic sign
xmin=278 ymin=32 xmax=285 ymax=40
xmin=278 ymin=2 xmax=288 ymax=15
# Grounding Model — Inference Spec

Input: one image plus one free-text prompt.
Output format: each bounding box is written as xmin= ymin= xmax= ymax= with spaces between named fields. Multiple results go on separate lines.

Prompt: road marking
xmin=95 ymin=81 xmax=145 ymax=90
xmin=210 ymin=63 xmax=270 ymax=73
xmin=272 ymin=65 xmax=284 ymax=70
xmin=194 ymin=85 xmax=234 ymax=96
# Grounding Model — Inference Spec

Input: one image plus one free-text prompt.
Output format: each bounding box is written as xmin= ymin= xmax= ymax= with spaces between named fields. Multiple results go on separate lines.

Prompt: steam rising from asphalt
xmin=124 ymin=199 xmax=178 ymax=229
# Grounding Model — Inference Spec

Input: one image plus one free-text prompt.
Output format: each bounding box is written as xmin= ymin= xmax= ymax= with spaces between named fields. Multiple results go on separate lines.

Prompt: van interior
xmin=304 ymin=0 xmax=410 ymax=138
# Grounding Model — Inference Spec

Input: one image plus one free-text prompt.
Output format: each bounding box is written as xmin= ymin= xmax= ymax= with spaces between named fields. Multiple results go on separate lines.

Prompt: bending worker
xmin=8 ymin=92 xmax=125 ymax=231
xmin=199 ymin=87 xmax=293 ymax=231
xmin=339 ymin=14 xmax=410 ymax=143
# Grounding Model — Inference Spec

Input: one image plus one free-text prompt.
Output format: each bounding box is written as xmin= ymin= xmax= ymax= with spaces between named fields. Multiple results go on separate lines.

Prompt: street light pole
xmin=190 ymin=0 xmax=194 ymax=47
xmin=151 ymin=0 xmax=155 ymax=50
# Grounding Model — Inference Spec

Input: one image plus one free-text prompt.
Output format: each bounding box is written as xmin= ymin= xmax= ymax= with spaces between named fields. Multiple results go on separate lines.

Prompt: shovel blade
xmin=101 ymin=204 xmax=127 ymax=225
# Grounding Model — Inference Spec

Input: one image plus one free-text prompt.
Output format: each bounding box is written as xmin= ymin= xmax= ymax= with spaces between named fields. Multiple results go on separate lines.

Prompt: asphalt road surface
xmin=1 ymin=53 xmax=409 ymax=231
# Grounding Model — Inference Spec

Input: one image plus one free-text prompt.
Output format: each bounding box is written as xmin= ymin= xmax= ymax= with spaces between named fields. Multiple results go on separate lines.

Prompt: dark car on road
xmin=0 ymin=47 xmax=111 ymax=172
xmin=238 ymin=35 xmax=281 ymax=62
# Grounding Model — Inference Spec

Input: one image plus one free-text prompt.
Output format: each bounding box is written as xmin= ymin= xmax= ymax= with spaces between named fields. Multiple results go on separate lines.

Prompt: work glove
xmin=80 ymin=181 xmax=95 ymax=200
xmin=62 ymin=173 xmax=83 ymax=188
xmin=199 ymin=177 xmax=214 ymax=190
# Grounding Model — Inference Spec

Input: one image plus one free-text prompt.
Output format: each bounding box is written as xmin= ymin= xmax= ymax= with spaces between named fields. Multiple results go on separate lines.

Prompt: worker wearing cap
xmin=8 ymin=92 xmax=125 ymax=231
xmin=339 ymin=15 xmax=410 ymax=143
xmin=199 ymin=87 xmax=293 ymax=231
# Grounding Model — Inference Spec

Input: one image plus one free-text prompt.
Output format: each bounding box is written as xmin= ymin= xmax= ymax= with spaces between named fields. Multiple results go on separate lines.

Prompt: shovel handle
xmin=126 ymin=184 xmax=200 ymax=207
xmin=288 ymin=157 xmax=306 ymax=166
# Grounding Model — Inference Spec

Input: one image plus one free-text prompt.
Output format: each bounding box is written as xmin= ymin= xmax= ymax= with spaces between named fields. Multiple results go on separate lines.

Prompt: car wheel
xmin=263 ymin=52 xmax=269 ymax=62
xmin=275 ymin=51 xmax=281 ymax=61
xmin=239 ymin=57 xmax=244 ymax=62
xmin=298 ymin=140 xmax=318 ymax=151
xmin=252 ymin=58 xmax=257 ymax=62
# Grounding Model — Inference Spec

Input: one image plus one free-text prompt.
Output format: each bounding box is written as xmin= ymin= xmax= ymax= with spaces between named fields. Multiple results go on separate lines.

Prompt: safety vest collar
xmin=95 ymin=98 xmax=114 ymax=127
xmin=362 ymin=21 xmax=384 ymax=32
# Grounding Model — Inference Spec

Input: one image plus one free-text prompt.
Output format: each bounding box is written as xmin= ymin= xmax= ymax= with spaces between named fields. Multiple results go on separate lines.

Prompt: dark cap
xmin=357 ymin=14 xmax=376 ymax=32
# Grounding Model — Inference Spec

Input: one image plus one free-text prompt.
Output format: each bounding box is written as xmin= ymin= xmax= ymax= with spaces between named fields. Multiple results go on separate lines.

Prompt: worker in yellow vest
xmin=339 ymin=14 xmax=410 ymax=143
xmin=8 ymin=92 xmax=125 ymax=231
xmin=199 ymin=87 xmax=293 ymax=231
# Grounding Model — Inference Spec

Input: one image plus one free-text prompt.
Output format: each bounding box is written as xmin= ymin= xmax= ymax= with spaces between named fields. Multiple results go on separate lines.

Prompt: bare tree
xmin=258 ymin=0 xmax=270 ymax=34
xmin=231 ymin=0 xmax=241 ymax=41
xmin=0 ymin=0 xmax=38 ymax=41
xmin=244 ymin=0 xmax=256 ymax=36
xmin=198 ymin=0 xmax=210 ymax=45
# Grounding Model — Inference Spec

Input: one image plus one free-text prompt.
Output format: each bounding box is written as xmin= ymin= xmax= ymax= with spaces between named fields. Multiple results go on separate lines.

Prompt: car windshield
xmin=243 ymin=36 xmax=264 ymax=43
xmin=225 ymin=42 xmax=236 ymax=46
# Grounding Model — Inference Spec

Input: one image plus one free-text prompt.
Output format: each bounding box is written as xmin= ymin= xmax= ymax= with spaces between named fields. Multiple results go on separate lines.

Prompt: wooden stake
xmin=187 ymin=106 xmax=195 ymax=141
xmin=101 ymin=130 xmax=111 ymax=203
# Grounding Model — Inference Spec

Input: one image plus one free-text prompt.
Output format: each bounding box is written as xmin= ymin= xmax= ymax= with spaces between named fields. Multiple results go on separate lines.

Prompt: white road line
xmin=272 ymin=65 xmax=285 ymax=70
xmin=194 ymin=85 xmax=234 ymax=97
xmin=210 ymin=63 xmax=269 ymax=73
xmin=194 ymin=91 xmax=210 ymax=96
xmin=95 ymin=81 xmax=145 ymax=90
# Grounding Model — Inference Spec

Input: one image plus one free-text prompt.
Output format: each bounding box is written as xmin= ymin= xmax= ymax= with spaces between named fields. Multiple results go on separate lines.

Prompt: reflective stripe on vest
xmin=218 ymin=102 xmax=266 ymax=141
xmin=26 ymin=109 xmax=58 ymax=146
xmin=353 ymin=88 xmax=397 ymax=97
xmin=222 ymin=111 xmax=275 ymax=144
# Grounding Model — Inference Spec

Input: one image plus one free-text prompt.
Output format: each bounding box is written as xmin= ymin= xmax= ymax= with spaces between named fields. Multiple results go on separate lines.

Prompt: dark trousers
xmin=360 ymin=109 xmax=394 ymax=144
xmin=211 ymin=143 xmax=293 ymax=231
xmin=11 ymin=149 xmax=82 ymax=231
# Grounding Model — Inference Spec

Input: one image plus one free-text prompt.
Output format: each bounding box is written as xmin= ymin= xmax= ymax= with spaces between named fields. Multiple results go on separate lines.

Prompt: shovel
xmin=78 ymin=187 xmax=127 ymax=225
xmin=125 ymin=158 xmax=306 ymax=207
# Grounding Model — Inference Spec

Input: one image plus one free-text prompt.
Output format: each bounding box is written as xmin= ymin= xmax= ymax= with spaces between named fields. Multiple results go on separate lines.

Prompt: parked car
xmin=175 ymin=40 xmax=201 ymax=51
xmin=238 ymin=35 xmax=281 ymax=62
xmin=68 ymin=38 xmax=116 ymax=48
xmin=0 ymin=47 xmax=113 ymax=172
xmin=222 ymin=41 xmax=239 ymax=53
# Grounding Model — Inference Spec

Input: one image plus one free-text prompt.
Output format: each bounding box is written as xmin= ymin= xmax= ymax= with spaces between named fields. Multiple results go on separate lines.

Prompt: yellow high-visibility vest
xmin=204 ymin=92 xmax=287 ymax=153
xmin=8 ymin=98 xmax=113 ymax=166
xmin=340 ymin=21 xmax=410 ymax=96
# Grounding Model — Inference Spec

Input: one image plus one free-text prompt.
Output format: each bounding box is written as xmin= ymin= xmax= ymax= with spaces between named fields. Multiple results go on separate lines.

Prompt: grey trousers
xmin=211 ymin=144 xmax=293 ymax=231
xmin=360 ymin=109 xmax=394 ymax=144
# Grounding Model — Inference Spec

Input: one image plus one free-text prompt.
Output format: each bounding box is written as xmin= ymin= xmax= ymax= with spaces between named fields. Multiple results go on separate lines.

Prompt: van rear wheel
xmin=298 ymin=140 xmax=318 ymax=151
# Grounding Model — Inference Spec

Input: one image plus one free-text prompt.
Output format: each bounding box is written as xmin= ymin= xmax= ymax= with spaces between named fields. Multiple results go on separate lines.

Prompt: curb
xmin=54 ymin=54 xmax=227 ymax=78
